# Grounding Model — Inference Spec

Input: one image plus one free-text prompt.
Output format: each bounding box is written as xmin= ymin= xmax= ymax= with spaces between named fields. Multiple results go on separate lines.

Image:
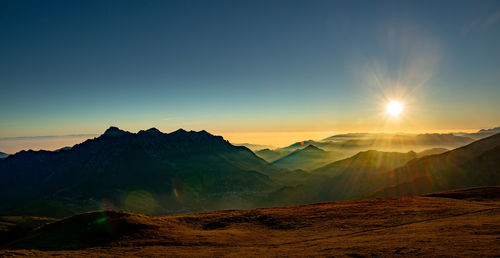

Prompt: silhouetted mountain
xmin=254 ymin=148 xmax=291 ymax=163
xmin=271 ymin=145 xmax=339 ymax=171
xmin=0 ymin=127 xmax=282 ymax=217
xmin=371 ymin=133 xmax=500 ymax=197
xmin=416 ymin=148 xmax=448 ymax=157
xmin=0 ymin=152 xmax=8 ymax=159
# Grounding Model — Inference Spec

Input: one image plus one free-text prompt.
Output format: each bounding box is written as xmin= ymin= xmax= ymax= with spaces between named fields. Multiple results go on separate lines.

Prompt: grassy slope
xmin=2 ymin=186 xmax=500 ymax=257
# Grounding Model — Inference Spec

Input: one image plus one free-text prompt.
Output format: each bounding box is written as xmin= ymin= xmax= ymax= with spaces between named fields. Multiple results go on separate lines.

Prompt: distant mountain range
xmin=453 ymin=126 xmax=500 ymax=139
xmin=251 ymin=127 xmax=497 ymax=157
xmin=261 ymin=133 xmax=475 ymax=164
xmin=0 ymin=152 xmax=8 ymax=159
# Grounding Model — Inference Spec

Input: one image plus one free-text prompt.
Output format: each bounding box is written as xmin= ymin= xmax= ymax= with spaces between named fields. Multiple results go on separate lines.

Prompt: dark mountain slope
xmin=0 ymin=127 xmax=282 ymax=217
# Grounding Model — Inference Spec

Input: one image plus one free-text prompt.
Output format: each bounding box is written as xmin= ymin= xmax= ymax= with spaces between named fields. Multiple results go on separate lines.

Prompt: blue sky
xmin=1 ymin=0 xmax=500 ymax=150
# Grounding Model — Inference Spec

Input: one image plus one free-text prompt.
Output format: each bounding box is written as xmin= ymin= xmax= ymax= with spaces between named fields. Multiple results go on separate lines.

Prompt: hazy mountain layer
xmin=271 ymin=145 xmax=340 ymax=171
xmin=282 ymin=133 xmax=474 ymax=154
xmin=313 ymin=150 xmax=418 ymax=176
xmin=255 ymin=148 xmax=292 ymax=163
xmin=269 ymin=134 xmax=500 ymax=204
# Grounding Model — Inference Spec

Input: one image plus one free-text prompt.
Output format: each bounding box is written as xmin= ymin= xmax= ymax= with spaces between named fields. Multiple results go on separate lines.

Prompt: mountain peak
xmin=171 ymin=128 xmax=187 ymax=134
xmin=198 ymin=130 xmax=212 ymax=136
xmin=138 ymin=128 xmax=163 ymax=135
xmin=303 ymin=145 xmax=323 ymax=152
xmin=103 ymin=126 xmax=129 ymax=137
xmin=146 ymin=127 xmax=161 ymax=133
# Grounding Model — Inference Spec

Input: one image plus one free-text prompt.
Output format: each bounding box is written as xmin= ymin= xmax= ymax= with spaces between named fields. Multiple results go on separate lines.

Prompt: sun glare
xmin=386 ymin=101 xmax=403 ymax=116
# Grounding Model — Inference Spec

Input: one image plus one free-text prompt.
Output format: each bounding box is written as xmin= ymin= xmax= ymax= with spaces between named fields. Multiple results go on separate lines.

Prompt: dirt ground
xmin=1 ymin=187 xmax=500 ymax=257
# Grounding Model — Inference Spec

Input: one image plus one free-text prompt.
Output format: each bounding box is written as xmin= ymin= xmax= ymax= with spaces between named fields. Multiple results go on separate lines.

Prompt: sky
xmin=1 ymin=0 xmax=500 ymax=152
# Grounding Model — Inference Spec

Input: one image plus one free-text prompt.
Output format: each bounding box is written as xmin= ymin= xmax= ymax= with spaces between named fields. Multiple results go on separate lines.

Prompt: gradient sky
xmin=1 ymin=0 xmax=500 ymax=152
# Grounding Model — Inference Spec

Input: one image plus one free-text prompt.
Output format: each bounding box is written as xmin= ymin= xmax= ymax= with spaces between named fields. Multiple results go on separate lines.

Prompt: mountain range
xmin=257 ymin=133 xmax=476 ymax=164
xmin=1 ymin=126 xmax=499 ymax=219
xmin=267 ymin=133 xmax=500 ymax=205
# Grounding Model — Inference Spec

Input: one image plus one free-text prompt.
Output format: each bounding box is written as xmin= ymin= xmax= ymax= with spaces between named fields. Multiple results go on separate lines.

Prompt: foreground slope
xmin=0 ymin=127 xmax=282 ymax=217
xmin=1 ymin=187 xmax=499 ymax=257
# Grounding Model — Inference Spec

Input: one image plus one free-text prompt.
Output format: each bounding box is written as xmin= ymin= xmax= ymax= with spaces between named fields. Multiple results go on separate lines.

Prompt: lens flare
xmin=124 ymin=190 xmax=157 ymax=215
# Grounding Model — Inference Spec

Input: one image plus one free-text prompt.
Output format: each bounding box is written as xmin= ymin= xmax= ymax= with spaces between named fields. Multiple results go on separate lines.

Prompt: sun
xmin=386 ymin=101 xmax=403 ymax=116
